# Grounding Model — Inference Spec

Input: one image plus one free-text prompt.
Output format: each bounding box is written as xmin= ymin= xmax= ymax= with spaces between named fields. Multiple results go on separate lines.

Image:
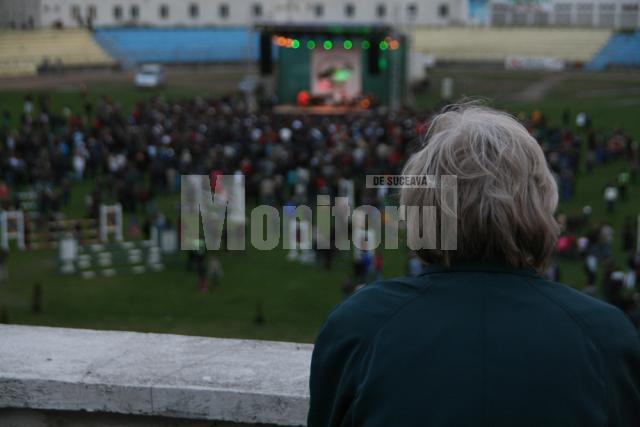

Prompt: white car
xmin=134 ymin=64 xmax=165 ymax=88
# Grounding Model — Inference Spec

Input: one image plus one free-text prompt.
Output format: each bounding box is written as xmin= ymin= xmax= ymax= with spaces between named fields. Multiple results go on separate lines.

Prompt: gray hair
xmin=401 ymin=105 xmax=559 ymax=271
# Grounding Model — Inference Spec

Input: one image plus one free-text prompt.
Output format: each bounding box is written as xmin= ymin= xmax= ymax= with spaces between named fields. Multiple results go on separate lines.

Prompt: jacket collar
xmin=423 ymin=259 xmax=540 ymax=278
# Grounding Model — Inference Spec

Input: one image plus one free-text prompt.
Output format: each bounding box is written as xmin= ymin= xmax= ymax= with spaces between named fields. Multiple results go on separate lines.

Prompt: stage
xmin=257 ymin=23 xmax=407 ymax=110
xmin=273 ymin=104 xmax=371 ymax=115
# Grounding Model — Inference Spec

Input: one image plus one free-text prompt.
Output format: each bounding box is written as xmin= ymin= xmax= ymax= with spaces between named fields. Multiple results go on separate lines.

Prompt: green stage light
xmin=292 ymin=39 xmax=300 ymax=49
xmin=343 ymin=40 xmax=353 ymax=50
xmin=307 ymin=40 xmax=316 ymax=49
xmin=379 ymin=41 xmax=389 ymax=50
xmin=362 ymin=40 xmax=370 ymax=49
xmin=323 ymin=40 xmax=333 ymax=50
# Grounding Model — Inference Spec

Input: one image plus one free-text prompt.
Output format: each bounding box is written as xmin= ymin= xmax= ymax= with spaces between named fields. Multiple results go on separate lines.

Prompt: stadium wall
xmin=2 ymin=0 xmax=639 ymax=30
xmin=490 ymin=0 xmax=640 ymax=29
xmin=2 ymin=0 xmax=468 ymax=29
xmin=0 ymin=0 xmax=41 ymax=29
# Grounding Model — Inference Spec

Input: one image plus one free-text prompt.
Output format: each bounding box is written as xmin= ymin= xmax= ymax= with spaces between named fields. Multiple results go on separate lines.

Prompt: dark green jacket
xmin=308 ymin=261 xmax=640 ymax=427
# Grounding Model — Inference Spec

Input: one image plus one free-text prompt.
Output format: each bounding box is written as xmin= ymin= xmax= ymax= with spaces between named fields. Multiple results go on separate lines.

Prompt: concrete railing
xmin=0 ymin=325 xmax=312 ymax=426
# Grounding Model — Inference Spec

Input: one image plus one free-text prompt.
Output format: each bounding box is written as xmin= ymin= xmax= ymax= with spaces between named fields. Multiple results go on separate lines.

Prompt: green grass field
xmin=1 ymin=68 xmax=639 ymax=343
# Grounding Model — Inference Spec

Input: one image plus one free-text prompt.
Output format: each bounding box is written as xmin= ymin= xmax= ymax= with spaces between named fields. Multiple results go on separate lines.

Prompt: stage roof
xmin=255 ymin=23 xmax=396 ymax=37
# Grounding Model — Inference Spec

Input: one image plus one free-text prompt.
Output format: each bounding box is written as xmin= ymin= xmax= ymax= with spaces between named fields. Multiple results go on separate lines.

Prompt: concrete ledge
xmin=0 ymin=325 xmax=312 ymax=426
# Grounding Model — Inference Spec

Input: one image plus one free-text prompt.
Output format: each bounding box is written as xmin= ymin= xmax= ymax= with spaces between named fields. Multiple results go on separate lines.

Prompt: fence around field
xmin=0 ymin=325 xmax=311 ymax=426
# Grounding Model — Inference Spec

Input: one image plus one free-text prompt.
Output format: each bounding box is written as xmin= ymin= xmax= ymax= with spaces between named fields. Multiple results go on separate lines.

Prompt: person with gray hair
xmin=308 ymin=105 xmax=640 ymax=427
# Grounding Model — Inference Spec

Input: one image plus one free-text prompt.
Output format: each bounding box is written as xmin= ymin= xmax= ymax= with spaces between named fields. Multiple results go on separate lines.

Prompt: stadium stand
xmin=412 ymin=28 xmax=612 ymax=64
xmin=0 ymin=29 xmax=115 ymax=77
xmin=587 ymin=31 xmax=640 ymax=70
xmin=93 ymin=27 xmax=258 ymax=65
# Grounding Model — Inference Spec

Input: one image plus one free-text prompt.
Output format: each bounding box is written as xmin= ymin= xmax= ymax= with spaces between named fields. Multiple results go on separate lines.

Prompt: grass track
xmin=1 ymin=68 xmax=639 ymax=342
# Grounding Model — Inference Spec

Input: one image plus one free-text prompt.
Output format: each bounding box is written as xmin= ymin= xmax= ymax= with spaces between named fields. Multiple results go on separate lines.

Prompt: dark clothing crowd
xmin=1 ymin=93 xmax=639 ymax=321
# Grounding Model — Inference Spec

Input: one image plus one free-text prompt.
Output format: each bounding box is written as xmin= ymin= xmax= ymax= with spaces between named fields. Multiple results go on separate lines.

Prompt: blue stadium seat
xmin=93 ymin=27 xmax=259 ymax=65
xmin=587 ymin=31 xmax=640 ymax=70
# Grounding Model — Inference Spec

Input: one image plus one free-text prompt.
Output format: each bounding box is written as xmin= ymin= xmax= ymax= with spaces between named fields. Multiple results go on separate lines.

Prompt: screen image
xmin=311 ymin=45 xmax=362 ymax=103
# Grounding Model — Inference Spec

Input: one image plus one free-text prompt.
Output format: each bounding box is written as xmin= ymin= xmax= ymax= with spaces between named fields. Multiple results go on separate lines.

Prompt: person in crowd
xmin=603 ymin=182 xmax=619 ymax=213
xmin=599 ymin=222 xmax=615 ymax=258
xmin=352 ymin=250 xmax=366 ymax=283
xmin=581 ymin=205 xmax=592 ymax=228
xmin=623 ymin=216 xmax=636 ymax=253
xmin=359 ymin=248 xmax=372 ymax=281
xmin=618 ymin=171 xmax=630 ymax=202
xmin=625 ymin=253 xmax=638 ymax=294
xmin=340 ymin=277 xmax=357 ymax=299
xmin=31 ymin=283 xmax=42 ymax=314
xmin=195 ymin=249 xmax=207 ymax=293
xmin=308 ymin=105 xmax=640 ymax=427
xmin=0 ymin=248 xmax=8 ymax=285
xmin=584 ymin=252 xmax=599 ymax=288
xmin=406 ymin=254 xmax=425 ymax=277
xmin=373 ymin=251 xmax=384 ymax=281
xmin=128 ymin=216 xmax=142 ymax=239
xmin=316 ymin=226 xmax=336 ymax=271
xmin=543 ymin=260 xmax=561 ymax=282
xmin=0 ymin=180 xmax=10 ymax=209
xmin=207 ymin=255 xmax=223 ymax=289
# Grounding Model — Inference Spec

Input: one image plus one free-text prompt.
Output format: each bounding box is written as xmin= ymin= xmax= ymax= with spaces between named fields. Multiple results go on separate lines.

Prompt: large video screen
xmin=311 ymin=45 xmax=362 ymax=102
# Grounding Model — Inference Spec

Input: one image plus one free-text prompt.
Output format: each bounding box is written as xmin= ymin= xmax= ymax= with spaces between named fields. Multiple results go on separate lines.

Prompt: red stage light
xmin=297 ymin=90 xmax=311 ymax=106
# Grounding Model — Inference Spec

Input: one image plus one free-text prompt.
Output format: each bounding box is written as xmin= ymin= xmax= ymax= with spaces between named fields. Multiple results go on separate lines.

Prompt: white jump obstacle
xmin=59 ymin=239 xmax=165 ymax=278
xmin=0 ymin=204 xmax=123 ymax=250
xmin=0 ymin=210 xmax=25 ymax=250
xmin=100 ymin=204 xmax=124 ymax=243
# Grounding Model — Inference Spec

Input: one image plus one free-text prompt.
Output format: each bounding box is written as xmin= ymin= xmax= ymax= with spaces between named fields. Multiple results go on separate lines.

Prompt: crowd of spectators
xmin=1 ymin=92 xmax=639 ymax=324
